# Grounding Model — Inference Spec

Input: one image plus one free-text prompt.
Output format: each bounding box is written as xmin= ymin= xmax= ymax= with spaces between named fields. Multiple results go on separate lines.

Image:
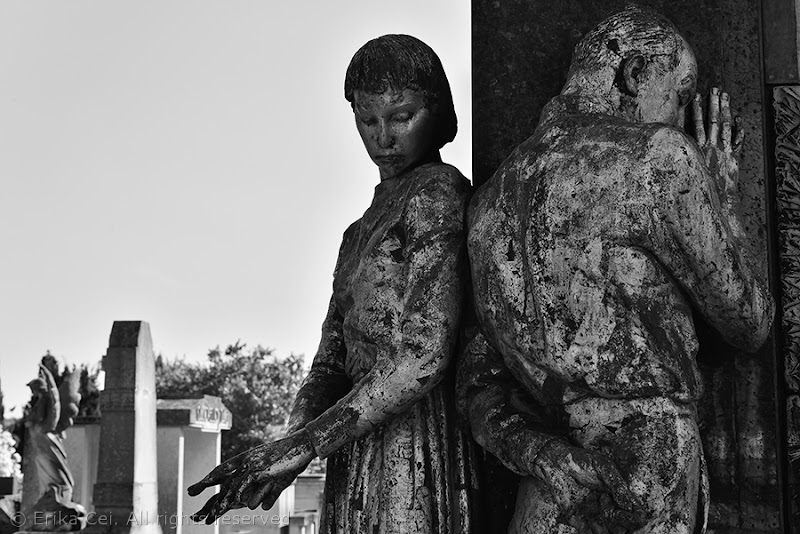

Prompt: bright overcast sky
xmin=0 ymin=1 xmax=471 ymax=415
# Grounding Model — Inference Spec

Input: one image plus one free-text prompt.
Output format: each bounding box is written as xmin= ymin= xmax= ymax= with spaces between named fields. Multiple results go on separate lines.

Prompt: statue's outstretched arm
xmin=189 ymin=173 xmax=470 ymax=521
xmin=649 ymin=91 xmax=774 ymax=351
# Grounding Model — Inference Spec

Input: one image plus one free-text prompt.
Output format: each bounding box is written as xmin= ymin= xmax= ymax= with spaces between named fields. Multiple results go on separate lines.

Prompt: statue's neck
xmin=538 ymin=90 xmax=636 ymax=130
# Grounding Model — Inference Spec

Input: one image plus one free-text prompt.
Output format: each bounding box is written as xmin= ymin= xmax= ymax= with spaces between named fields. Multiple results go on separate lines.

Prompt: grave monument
xmin=86 ymin=321 xmax=161 ymax=534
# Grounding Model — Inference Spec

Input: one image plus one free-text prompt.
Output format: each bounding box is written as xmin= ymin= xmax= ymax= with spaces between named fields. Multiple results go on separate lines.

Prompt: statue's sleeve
xmin=286 ymin=295 xmax=351 ymax=434
xmin=285 ymin=227 xmax=356 ymax=434
xmin=456 ymin=325 xmax=566 ymax=477
xmin=303 ymin=172 xmax=469 ymax=458
xmin=650 ymin=129 xmax=774 ymax=352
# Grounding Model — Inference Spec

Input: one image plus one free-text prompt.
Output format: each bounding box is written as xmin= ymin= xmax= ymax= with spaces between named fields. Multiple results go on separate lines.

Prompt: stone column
xmin=88 ymin=321 xmax=161 ymax=534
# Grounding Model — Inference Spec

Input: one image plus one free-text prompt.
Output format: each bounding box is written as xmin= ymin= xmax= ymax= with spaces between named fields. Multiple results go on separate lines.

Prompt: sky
xmin=0 ymin=1 xmax=471 ymax=416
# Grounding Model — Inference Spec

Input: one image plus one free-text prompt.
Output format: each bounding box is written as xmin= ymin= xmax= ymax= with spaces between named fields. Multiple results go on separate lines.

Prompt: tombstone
xmin=471 ymin=1 xmax=796 ymax=532
xmin=86 ymin=321 xmax=161 ymax=534
xmin=156 ymin=396 xmax=231 ymax=534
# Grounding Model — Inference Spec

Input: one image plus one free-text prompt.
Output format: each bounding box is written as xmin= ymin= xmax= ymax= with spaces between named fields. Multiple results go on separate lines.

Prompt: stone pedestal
xmin=87 ymin=321 xmax=161 ymax=534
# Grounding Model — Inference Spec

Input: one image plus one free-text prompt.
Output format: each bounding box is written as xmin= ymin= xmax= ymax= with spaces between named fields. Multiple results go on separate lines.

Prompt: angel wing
xmin=55 ymin=368 xmax=82 ymax=433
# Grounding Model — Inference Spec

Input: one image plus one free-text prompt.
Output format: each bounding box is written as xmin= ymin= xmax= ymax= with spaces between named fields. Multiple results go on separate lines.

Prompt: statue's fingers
xmin=692 ymin=94 xmax=706 ymax=146
xmin=720 ymin=92 xmax=732 ymax=151
xmin=188 ymin=460 xmax=241 ymax=496
xmin=261 ymin=486 xmax=282 ymax=511
xmin=708 ymin=87 xmax=720 ymax=146
xmin=246 ymin=482 xmax=275 ymax=510
xmin=232 ymin=470 xmax=261 ymax=507
xmin=733 ymin=116 xmax=745 ymax=153
xmin=588 ymin=520 xmax=611 ymax=534
xmin=208 ymin=488 xmax=243 ymax=525
xmin=190 ymin=494 xmax=219 ymax=524
xmin=260 ymin=475 xmax=294 ymax=510
xmin=603 ymin=508 xmax=649 ymax=532
xmin=593 ymin=459 xmax=639 ymax=513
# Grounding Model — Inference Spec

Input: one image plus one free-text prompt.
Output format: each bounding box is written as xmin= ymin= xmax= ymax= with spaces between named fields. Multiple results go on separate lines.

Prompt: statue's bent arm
xmin=286 ymin=293 xmax=351 ymax=434
xmin=304 ymin=176 xmax=467 ymax=458
xmin=647 ymin=128 xmax=774 ymax=352
xmin=457 ymin=328 xmax=563 ymax=477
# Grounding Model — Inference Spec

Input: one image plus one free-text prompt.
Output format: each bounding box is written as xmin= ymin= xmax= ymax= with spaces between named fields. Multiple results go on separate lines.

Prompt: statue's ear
xmin=621 ymin=54 xmax=646 ymax=96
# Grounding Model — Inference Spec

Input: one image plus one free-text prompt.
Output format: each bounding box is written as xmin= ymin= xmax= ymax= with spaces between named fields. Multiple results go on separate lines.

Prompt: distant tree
xmin=77 ymin=363 xmax=102 ymax=418
xmin=155 ymin=343 xmax=307 ymax=460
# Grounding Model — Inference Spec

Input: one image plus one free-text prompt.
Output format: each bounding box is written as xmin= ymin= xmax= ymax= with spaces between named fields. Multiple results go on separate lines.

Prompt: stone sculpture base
xmin=27 ymin=485 xmax=87 ymax=532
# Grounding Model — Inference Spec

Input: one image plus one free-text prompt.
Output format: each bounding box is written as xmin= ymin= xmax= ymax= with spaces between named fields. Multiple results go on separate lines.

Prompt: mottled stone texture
xmin=774 ymin=85 xmax=800 ymax=533
xmin=289 ymin=164 xmax=481 ymax=534
xmin=89 ymin=321 xmax=161 ymax=534
xmin=473 ymin=1 xmax=778 ymax=532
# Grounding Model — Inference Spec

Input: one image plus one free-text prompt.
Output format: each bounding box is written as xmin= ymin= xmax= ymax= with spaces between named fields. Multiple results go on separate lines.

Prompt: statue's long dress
xmin=288 ymin=163 xmax=481 ymax=534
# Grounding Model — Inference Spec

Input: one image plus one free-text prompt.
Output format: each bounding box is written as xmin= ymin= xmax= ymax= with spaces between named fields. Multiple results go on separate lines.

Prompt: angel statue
xmin=25 ymin=363 xmax=87 ymax=531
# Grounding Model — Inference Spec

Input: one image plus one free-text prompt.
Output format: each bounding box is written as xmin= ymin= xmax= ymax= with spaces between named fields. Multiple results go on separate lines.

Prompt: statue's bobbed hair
xmin=345 ymin=34 xmax=457 ymax=149
xmin=567 ymin=5 xmax=686 ymax=89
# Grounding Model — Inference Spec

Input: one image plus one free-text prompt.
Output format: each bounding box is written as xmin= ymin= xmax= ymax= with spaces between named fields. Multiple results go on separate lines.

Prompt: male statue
xmin=459 ymin=6 xmax=774 ymax=533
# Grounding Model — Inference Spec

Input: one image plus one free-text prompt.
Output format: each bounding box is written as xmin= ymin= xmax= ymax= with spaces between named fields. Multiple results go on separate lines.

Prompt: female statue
xmin=189 ymin=34 xmax=480 ymax=533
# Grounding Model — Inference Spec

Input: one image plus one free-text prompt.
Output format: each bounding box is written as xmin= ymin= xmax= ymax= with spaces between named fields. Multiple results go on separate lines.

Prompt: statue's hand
xmin=188 ymin=430 xmax=315 ymax=523
xmin=533 ymin=440 xmax=648 ymax=533
xmin=691 ymin=87 xmax=744 ymax=208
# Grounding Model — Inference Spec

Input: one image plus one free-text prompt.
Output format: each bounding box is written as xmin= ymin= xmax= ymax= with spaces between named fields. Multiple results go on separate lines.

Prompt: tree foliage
xmin=155 ymin=342 xmax=307 ymax=461
xmin=76 ymin=363 xmax=101 ymax=418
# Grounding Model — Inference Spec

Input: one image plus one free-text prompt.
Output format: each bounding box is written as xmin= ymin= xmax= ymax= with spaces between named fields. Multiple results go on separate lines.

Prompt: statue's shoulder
xmin=642 ymin=124 xmax=704 ymax=173
xmin=407 ymin=162 xmax=472 ymax=201
xmin=644 ymin=123 xmax=695 ymax=147
xmin=414 ymin=161 xmax=470 ymax=187
xmin=341 ymin=218 xmax=362 ymax=244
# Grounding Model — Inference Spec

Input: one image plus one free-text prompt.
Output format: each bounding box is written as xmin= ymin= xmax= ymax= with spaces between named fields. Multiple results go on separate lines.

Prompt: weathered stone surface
xmin=473 ymin=0 xmax=779 ymax=531
xmin=775 ymin=85 xmax=800 ymax=533
xmin=462 ymin=6 xmax=774 ymax=533
xmin=787 ymin=395 xmax=800 ymax=530
xmin=88 ymin=321 xmax=161 ymax=534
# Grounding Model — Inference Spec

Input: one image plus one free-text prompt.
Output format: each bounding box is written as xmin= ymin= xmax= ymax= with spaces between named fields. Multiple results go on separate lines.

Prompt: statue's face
xmin=634 ymin=43 xmax=697 ymax=128
xmin=353 ymin=88 xmax=437 ymax=180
